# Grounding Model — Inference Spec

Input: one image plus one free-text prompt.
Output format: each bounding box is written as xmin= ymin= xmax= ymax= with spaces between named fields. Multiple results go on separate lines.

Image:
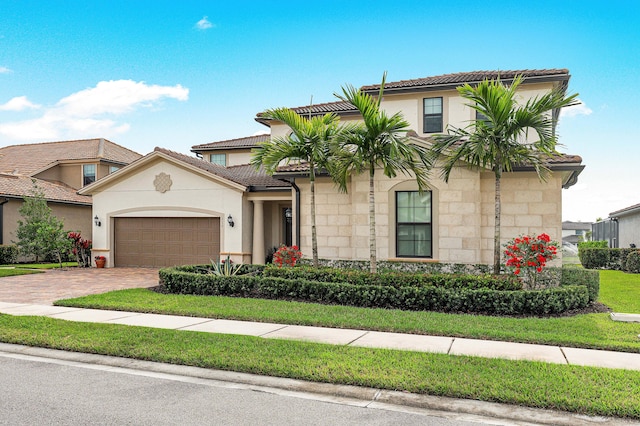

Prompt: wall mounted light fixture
xmin=94 ymin=215 xmax=101 ymax=227
xmin=285 ymin=207 xmax=292 ymax=223
xmin=227 ymin=215 xmax=234 ymax=227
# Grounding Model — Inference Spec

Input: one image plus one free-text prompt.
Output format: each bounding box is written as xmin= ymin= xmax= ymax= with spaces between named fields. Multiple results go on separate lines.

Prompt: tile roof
xmin=0 ymin=138 xmax=142 ymax=176
xmin=191 ymin=134 xmax=270 ymax=151
xmin=361 ymin=69 xmax=570 ymax=92
xmin=610 ymin=202 xmax=640 ymax=217
xmin=257 ymin=69 xmax=570 ymax=119
xmin=0 ymin=174 xmax=91 ymax=204
xmin=154 ymin=147 xmax=290 ymax=189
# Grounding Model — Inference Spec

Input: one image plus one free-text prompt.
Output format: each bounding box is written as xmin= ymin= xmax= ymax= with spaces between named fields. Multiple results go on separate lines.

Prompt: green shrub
xmin=0 ymin=245 xmax=18 ymax=264
xmin=263 ymin=266 xmax=522 ymax=291
xmin=625 ymin=250 xmax=640 ymax=273
xmin=160 ymin=266 xmax=589 ymax=315
xmin=298 ymin=258 xmax=493 ymax=275
xmin=560 ymin=267 xmax=599 ymax=303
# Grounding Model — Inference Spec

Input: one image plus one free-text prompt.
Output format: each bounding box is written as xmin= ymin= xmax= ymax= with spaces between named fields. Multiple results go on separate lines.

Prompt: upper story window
xmin=109 ymin=165 xmax=120 ymax=174
xmin=476 ymin=110 xmax=489 ymax=122
xmin=209 ymin=153 xmax=226 ymax=166
xmin=396 ymin=191 xmax=432 ymax=258
xmin=83 ymin=164 xmax=96 ymax=186
xmin=423 ymin=97 xmax=443 ymax=133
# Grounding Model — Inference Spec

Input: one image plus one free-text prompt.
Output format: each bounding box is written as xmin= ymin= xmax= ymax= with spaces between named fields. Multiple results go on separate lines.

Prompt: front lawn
xmin=0 ymin=314 xmax=638 ymax=420
xmin=56 ymin=284 xmax=640 ymax=353
xmin=0 ymin=268 xmax=43 ymax=277
xmin=5 ymin=262 xmax=78 ymax=270
xmin=599 ymin=270 xmax=640 ymax=313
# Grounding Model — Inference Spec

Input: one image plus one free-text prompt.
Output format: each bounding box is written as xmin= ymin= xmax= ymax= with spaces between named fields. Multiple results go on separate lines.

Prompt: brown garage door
xmin=114 ymin=217 xmax=220 ymax=267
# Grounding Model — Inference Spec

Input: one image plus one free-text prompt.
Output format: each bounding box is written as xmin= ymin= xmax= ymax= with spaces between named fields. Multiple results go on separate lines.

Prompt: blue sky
xmin=1 ymin=0 xmax=638 ymax=222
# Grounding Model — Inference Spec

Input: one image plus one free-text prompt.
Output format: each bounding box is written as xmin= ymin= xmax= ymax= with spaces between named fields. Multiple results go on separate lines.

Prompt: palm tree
xmin=251 ymin=107 xmax=340 ymax=267
xmin=333 ymin=73 xmax=431 ymax=273
xmin=429 ymin=75 xmax=578 ymax=275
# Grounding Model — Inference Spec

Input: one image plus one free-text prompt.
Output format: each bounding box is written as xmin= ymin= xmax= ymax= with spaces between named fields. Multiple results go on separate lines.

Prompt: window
xmin=423 ymin=97 xmax=443 ymax=133
xmin=476 ymin=109 xmax=489 ymax=122
xmin=83 ymin=164 xmax=96 ymax=186
xmin=109 ymin=165 xmax=120 ymax=174
xmin=396 ymin=191 xmax=432 ymax=257
xmin=209 ymin=153 xmax=226 ymax=166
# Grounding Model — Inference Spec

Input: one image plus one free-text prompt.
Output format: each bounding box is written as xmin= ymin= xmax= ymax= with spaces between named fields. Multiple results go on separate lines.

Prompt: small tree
xmin=14 ymin=181 xmax=71 ymax=265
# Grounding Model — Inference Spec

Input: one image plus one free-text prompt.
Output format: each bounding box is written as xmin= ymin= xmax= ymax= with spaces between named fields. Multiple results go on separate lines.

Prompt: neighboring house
xmin=594 ymin=203 xmax=640 ymax=248
xmin=562 ymin=221 xmax=592 ymax=245
xmin=0 ymin=138 xmax=141 ymax=246
xmin=81 ymin=69 xmax=584 ymax=267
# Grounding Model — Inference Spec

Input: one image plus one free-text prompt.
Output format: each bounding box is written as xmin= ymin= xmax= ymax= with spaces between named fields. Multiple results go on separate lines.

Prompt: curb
xmin=0 ymin=342 xmax=633 ymax=426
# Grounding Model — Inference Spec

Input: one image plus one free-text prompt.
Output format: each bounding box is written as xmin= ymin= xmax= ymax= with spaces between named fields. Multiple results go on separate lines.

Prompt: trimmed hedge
xmin=579 ymin=247 xmax=636 ymax=271
xmin=263 ymin=266 xmax=523 ymax=291
xmin=559 ymin=267 xmax=599 ymax=303
xmin=0 ymin=245 xmax=18 ymax=264
xmin=159 ymin=267 xmax=590 ymax=315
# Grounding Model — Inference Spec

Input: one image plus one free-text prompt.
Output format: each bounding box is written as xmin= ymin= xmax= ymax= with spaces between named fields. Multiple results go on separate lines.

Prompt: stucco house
xmin=81 ymin=69 xmax=584 ymax=267
xmin=0 ymin=138 xmax=141 ymax=246
xmin=593 ymin=203 xmax=640 ymax=248
xmin=562 ymin=221 xmax=592 ymax=245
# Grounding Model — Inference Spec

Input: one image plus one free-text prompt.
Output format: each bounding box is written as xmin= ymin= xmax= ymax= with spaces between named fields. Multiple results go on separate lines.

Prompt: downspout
xmin=287 ymin=178 xmax=301 ymax=247
xmin=0 ymin=198 xmax=8 ymax=244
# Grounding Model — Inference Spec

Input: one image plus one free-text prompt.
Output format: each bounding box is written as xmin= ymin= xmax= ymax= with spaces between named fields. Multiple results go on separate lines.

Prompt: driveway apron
xmin=0 ymin=268 xmax=159 ymax=304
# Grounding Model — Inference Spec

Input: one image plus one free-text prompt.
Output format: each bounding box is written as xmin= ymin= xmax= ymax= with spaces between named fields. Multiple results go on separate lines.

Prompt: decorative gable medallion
xmin=154 ymin=172 xmax=172 ymax=193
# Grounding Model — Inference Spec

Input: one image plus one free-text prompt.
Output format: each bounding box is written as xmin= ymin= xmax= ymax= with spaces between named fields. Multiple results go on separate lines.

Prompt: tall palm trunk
xmin=369 ymin=164 xmax=377 ymax=273
xmin=309 ymin=163 xmax=319 ymax=267
xmin=493 ymin=167 xmax=502 ymax=275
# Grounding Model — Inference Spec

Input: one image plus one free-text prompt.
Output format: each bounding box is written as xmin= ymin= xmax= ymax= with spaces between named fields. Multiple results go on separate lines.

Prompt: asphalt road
xmin=0 ymin=352 xmax=490 ymax=426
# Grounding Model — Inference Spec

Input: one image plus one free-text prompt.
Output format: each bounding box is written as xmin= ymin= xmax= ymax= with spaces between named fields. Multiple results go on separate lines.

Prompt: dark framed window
xmin=475 ymin=109 xmax=489 ymax=122
xmin=83 ymin=164 xmax=96 ymax=186
xmin=423 ymin=97 xmax=443 ymax=133
xmin=396 ymin=191 xmax=432 ymax=257
xmin=209 ymin=153 xmax=226 ymax=166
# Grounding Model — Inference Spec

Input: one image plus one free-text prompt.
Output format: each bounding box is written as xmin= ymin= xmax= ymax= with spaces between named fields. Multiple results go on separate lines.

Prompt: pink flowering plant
xmin=273 ymin=245 xmax=303 ymax=268
xmin=504 ymin=233 xmax=558 ymax=289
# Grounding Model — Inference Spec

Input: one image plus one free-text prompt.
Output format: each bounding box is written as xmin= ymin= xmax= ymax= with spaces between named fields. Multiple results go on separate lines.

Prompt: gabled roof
xmin=0 ymin=175 xmax=91 ymax=205
xmin=154 ymin=147 xmax=289 ymax=189
xmin=0 ymin=138 xmax=142 ymax=176
xmin=191 ymin=134 xmax=269 ymax=152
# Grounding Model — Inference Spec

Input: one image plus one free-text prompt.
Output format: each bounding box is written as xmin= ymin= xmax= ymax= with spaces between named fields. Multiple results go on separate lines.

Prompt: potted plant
xmin=94 ymin=255 xmax=106 ymax=268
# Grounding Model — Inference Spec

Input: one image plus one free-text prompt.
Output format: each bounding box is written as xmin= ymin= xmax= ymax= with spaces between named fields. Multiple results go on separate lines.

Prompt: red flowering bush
xmin=273 ymin=245 xmax=303 ymax=268
xmin=68 ymin=231 xmax=92 ymax=267
xmin=504 ymin=233 xmax=558 ymax=289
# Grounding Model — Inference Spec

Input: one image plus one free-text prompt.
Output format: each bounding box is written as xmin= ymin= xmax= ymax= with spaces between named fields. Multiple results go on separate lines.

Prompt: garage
xmin=114 ymin=217 xmax=220 ymax=267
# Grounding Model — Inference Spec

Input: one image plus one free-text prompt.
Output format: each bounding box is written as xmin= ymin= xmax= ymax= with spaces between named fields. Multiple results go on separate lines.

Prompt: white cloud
xmin=195 ymin=16 xmax=213 ymax=30
xmin=0 ymin=80 xmax=188 ymax=141
xmin=0 ymin=66 xmax=11 ymax=74
xmin=561 ymin=99 xmax=592 ymax=118
xmin=0 ymin=96 xmax=40 ymax=111
xmin=252 ymin=130 xmax=270 ymax=136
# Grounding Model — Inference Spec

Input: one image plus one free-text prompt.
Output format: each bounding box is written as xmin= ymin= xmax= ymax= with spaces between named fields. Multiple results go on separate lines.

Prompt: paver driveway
xmin=0 ymin=268 xmax=159 ymax=304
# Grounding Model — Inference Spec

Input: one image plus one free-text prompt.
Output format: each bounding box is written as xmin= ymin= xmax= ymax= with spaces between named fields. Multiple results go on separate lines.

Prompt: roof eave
xmin=511 ymin=163 xmax=585 ymax=189
xmin=363 ymin=73 xmax=571 ymax=95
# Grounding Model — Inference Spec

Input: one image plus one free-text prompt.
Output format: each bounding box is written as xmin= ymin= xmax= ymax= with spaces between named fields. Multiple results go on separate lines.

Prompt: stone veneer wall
xmin=294 ymin=168 xmax=563 ymax=266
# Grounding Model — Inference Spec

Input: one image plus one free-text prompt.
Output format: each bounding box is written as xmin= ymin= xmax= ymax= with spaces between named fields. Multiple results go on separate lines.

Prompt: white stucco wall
xmin=90 ymin=158 xmax=246 ymax=266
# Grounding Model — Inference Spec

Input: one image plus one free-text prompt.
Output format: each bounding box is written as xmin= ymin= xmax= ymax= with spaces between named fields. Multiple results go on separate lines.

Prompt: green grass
xmin=7 ymin=262 xmax=78 ymax=270
xmin=599 ymin=270 xmax=640 ymax=313
xmin=57 ymin=287 xmax=640 ymax=353
xmin=0 ymin=314 xmax=638 ymax=419
xmin=0 ymin=268 xmax=43 ymax=277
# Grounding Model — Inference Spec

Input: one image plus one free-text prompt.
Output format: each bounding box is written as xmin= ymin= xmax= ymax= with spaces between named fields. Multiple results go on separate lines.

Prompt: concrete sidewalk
xmin=1 ymin=301 xmax=639 ymax=372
